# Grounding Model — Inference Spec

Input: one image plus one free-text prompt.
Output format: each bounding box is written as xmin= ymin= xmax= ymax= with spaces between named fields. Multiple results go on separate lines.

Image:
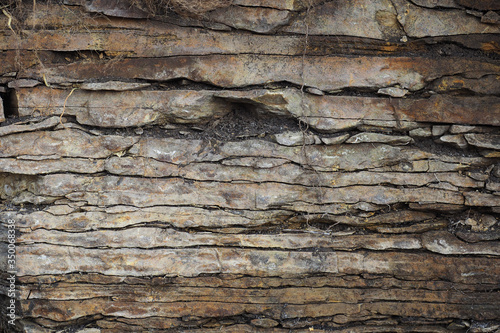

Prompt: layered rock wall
xmin=0 ymin=0 xmax=499 ymax=332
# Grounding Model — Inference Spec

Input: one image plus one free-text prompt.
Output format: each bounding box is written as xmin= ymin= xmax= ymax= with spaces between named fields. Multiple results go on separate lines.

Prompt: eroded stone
xmin=465 ymin=133 xmax=500 ymax=150
xmin=437 ymin=134 xmax=468 ymax=149
xmin=0 ymin=129 xmax=138 ymax=158
xmin=346 ymin=133 xmax=413 ymax=145
xmin=208 ymin=6 xmax=291 ymax=33
xmin=14 ymin=87 xmax=232 ymax=127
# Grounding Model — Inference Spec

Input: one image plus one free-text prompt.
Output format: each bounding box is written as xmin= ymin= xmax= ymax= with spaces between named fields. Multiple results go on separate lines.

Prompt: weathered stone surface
xmin=391 ymin=0 xmax=500 ymax=37
xmin=432 ymin=74 xmax=500 ymax=95
xmin=79 ymin=81 xmax=151 ymax=91
xmin=410 ymin=0 xmax=459 ymax=8
xmin=233 ymin=0 xmax=322 ymax=11
xmin=464 ymin=133 xmax=500 ymax=150
xmin=25 ymin=56 xmax=500 ymax=93
xmin=217 ymin=90 xmax=500 ymax=130
xmin=4 ymin=173 xmax=466 ymax=209
xmin=272 ymin=131 xmax=315 ymax=146
xmin=2 ymin=1 xmax=500 ymax=331
xmin=456 ymin=230 xmax=500 ymax=243
xmin=409 ymin=127 xmax=432 ymax=137
xmin=482 ymin=10 xmax=500 ymax=24
xmin=84 ymin=0 xmax=149 ymax=18
xmin=251 ymin=318 xmax=279 ymax=328
xmin=449 ymin=124 xmax=480 ymax=134
xmin=127 ymin=136 xmax=493 ymax=174
xmin=14 ymin=87 xmax=232 ymax=126
xmin=464 ymin=191 xmax=500 ymax=207
xmin=437 ymin=134 xmax=468 ymax=149
xmin=432 ymin=125 xmax=450 ymax=136
xmin=346 ymin=133 xmax=413 ymax=145
xmin=321 ymin=134 xmax=350 ymax=145
xmin=0 ymin=129 xmax=137 ymax=158
xmin=7 ymin=79 xmax=41 ymax=89
xmin=0 ymin=207 xmax=291 ymax=232
xmin=17 ymin=227 xmax=423 ymax=251
xmin=284 ymin=0 xmax=403 ymax=40
xmin=286 ymin=0 xmax=500 ymax=38
xmin=208 ymin=6 xmax=291 ymax=33
xmin=0 ymin=116 xmax=60 ymax=137
xmin=10 ymin=243 xmax=500 ymax=284
xmin=0 ymin=158 xmax=105 ymax=174
xmin=422 ymin=231 xmax=500 ymax=255
xmin=370 ymin=220 xmax=449 ymax=234
xmin=377 ymin=87 xmax=409 ymax=97
xmin=462 ymin=214 xmax=498 ymax=231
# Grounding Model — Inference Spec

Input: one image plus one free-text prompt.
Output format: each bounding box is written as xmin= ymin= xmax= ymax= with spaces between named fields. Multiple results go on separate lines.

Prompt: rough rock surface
xmin=0 ymin=0 xmax=499 ymax=332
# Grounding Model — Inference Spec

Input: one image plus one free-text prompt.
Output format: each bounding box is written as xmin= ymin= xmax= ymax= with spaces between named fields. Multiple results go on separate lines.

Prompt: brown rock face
xmin=1 ymin=0 xmax=499 ymax=332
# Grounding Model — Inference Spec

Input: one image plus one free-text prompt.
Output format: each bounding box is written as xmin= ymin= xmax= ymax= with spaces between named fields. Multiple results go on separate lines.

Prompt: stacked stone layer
xmin=0 ymin=0 xmax=499 ymax=332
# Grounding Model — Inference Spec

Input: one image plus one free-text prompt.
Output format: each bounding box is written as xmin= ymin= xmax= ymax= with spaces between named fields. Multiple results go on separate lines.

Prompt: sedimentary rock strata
xmin=0 ymin=0 xmax=499 ymax=332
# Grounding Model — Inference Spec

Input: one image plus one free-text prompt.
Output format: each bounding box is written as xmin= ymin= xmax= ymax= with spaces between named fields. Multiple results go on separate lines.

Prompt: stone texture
xmin=464 ymin=133 xmax=500 ymax=150
xmin=7 ymin=79 xmax=41 ymax=89
xmin=79 ymin=81 xmax=151 ymax=91
xmin=455 ymin=0 xmax=500 ymax=11
xmin=321 ymin=134 xmax=350 ymax=145
xmin=1 ymin=1 xmax=499 ymax=331
xmin=272 ymin=131 xmax=315 ymax=146
xmin=377 ymin=87 xmax=409 ymax=97
xmin=346 ymin=133 xmax=413 ymax=145
xmin=437 ymin=134 xmax=468 ymax=149
xmin=23 ymin=56 xmax=500 ymax=93
xmin=208 ymin=6 xmax=292 ymax=33
xmin=0 ymin=116 xmax=60 ymax=137
xmin=432 ymin=125 xmax=450 ymax=136
xmin=482 ymin=11 xmax=500 ymax=24
xmin=84 ymin=0 xmax=149 ymax=18
xmin=0 ymin=129 xmax=138 ymax=158
xmin=391 ymin=0 xmax=500 ymax=37
xmin=409 ymin=127 xmax=432 ymax=137
xmin=432 ymin=74 xmax=500 ymax=95
xmin=449 ymin=124 xmax=479 ymax=134
xmin=14 ymin=87 xmax=232 ymax=127
xmin=422 ymin=231 xmax=500 ymax=255
xmin=286 ymin=0 xmax=500 ymax=38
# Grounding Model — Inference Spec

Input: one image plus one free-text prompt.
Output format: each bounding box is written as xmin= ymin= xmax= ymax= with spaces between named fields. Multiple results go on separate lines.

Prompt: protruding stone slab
xmin=0 ymin=116 xmax=60 ymax=137
xmin=27 ymin=55 xmax=500 ymax=93
xmin=14 ymin=87 xmax=232 ymax=127
xmin=272 ymin=131 xmax=315 ymax=146
xmin=79 ymin=81 xmax=151 ymax=91
xmin=0 ymin=129 xmax=138 ymax=158
xmin=346 ymin=133 xmax=413 ymax=145
xmin=391 ymin=0 xmax=500 ymax=37
xmin=286 ymin=0 xmax=500 ymax=38
xmin=437 ymin=134 xmax=468 ymax=149
xmin=464 ymin=133 xmax=500 ymax=150
xmin=377 ymin=87 xmax=408 ymax=97
xmin=455 ymin=0 xmax=500 ymax=11
xmin=422 ymin=231 xmax=500 ymax=256
xmin=7 ymin=79 xmax=41 ymax=89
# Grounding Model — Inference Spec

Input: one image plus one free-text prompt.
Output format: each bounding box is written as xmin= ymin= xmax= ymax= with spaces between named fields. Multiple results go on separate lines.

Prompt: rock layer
xmin=0 ymin=0 xmax=499 ymax=332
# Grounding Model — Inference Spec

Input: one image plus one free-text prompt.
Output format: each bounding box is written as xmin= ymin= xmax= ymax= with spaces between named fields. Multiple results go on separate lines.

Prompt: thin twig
xmin=59 ymin=88 xmax=77 ymax=128
xmin=2 ymin=8 xmax=16 ymax=35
